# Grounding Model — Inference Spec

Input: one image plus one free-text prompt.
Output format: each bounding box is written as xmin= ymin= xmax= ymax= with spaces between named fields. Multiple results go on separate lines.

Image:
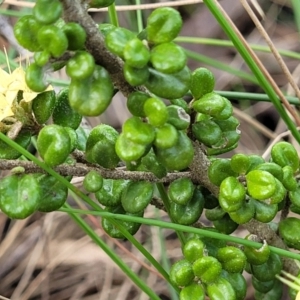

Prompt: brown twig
xmin=0 ymin=159 xmax=191 ymax=183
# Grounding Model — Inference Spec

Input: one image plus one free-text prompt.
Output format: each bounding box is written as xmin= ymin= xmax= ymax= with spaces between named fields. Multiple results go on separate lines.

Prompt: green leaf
xmin=246 ymin=170 xmax=276 ymax=200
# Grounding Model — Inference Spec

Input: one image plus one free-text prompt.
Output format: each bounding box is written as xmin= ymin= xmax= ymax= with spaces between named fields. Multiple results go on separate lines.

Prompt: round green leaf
xmin=219 ymin=177 xmax=246 ymax=213
xmin=146 ymin=7 xmax=182 ymax=44
xmin=279 ymin=217 xmax=300 ymax=250
xmin=150 ymin=42 xmax=186 ymax=74
xmin=246 ymin=170 xmax=276 ymax=200
xmin=230 ymin=153 xmax=250 ymax=174
xmin=121 ymin=181 xmax=154 ymax=213
xmin=170 ymin=259 xmax=194 ymax=287
xmin=271 ymin=141 xmax=299 ymax=172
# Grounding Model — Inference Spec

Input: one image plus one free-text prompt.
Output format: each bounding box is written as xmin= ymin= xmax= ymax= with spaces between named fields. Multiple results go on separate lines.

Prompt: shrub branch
xmin=0 ymin=159 xmax=190 ymax=183
xmin=2 ymin=0 xmax=290 ymax=276
xmin=59 ymin=0 xmax=147 ymax=97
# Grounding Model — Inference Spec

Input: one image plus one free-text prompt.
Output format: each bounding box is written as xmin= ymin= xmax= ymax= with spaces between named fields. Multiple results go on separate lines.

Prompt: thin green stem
xmin=216 ymin=91 xmax=300 ymax=105
xmin=156 ymin=183 xmax=186 ymax=245
xmin=0 ymin=52 xmax=18 ymax=69
xmin=108 ymin=2 xmax=119 ymax=27
xmin=157 ymin=211 xmax=179 ymax=300
xmin=59 ymin=207 xmax=300 ymax=261
xmin=135 ymin=0 xmax=143 ymax=32
xmin=291 ymin=0 xmax=300 ymax=33
xmin=48 ymin=78 xmax=70 ymax=87
xmin=203 ymin=0 xmax=300 ymax=144
xmin=176 ymin=36 xmax=300 ymax=60
xmin=185 ymin=49 xmax=258 ymax=84
xmin=68 ymin=191 xmax=177 ymax=293
xmin=0 ymin=9 xmax=26 ymax=17
xmin=0 ymin=132 xmax=175 ymax=293
xmin=64 ymin=203 xmax=161 ymax=300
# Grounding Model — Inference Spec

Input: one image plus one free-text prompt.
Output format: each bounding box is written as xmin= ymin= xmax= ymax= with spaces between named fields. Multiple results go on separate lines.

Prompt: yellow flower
xmin=0 ymin=65 xmax=52 ymax=121
xmin=0 ymin=93 xmax=14 ymax=120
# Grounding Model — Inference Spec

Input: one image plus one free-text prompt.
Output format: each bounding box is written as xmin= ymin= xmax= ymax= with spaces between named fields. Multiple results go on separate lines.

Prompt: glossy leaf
xmin=170 ymin=259 xmax=194 ymax=287
xmin=279 ymin=217 xmax=300 ymax=250
xmin=146 ymin=7 xmax=182 ymax=44
xmin=145 ymin=66 xmax=191 ymax=99
xmin=115 ymin=133 xmax=147 ymax=162
xmin=246 ymin=170 xmax=276 ymax=200
xmin=0 ymin=130 xmax=31 ymax=160
xmin=217 ymin=246 xmax=247 ymax=273
xmin=83 ymin=170 xmax=103 ymax=193
xmin=167 ymin=105 xmax=190 ymax=130
xmin=208 ymin=159 xmax=238 ymax=186
xmin=0 ymin=174 xmax=41 ymax=219
xmin=190 ymin=67 xmax=215 ymax=99
xmin=52 ymin=88 xmax=82 ymax=129
xmin=207 ymin=277 xmax=236 ymax=300
xmin=183 ymin=238 xmax=205 ymax=262
xmin=33 ymin=0 xmax=62 ymax=24
xmin=150 ymin=42 xmax=186 ymax=74
xmin=85 ymin=124 xmax=119 ymax=169
xmin=168 ymin=177 xmax=195 ymax=205
xmin=37 ymin=124 xmax=71 ymax=167
xmin=122 ymin=117 xmax=155 ymax=145
xmin=32 ymin=90 xmax=56 ymax=124
xmin=95 ymin=179 xmax=130 ymax=207
xmin=102 ymin=205 xmax=143 ymax=238
xmin=37 ymin=25 xmax=68 ymax=58
xmin=121 ymin=181 xmax=154 ymax=214
xmin=170 ymin=188 xmax=204 ymax=225
xmin=180 ymin=283 xmax=205 ymax=300
xmin=68 ymin=65 xmax=114 ymax=116
xmin=66 ymin=51 xmax=95 ymax=80
xmin=219 ymin=176 xmax=246 ymax=212
xmin=244 ymin=237 xmax=270 ymax=265
xmin=124 ymin=38 xmax=150 ymax=68
xmin=155 ymin=131 xmax=194 ymax=171
xmin=154 ymin=123 xmax=178 ymax=149
xmin=271 ymin=141 xmax=299 ymax=172
xmin=14 ymin=15 xmax=42 ymax=52
xmin=37 ymin=175 xmax=68 ymax=212
xmin=192 ymin=256 xmax=222 ymax=284
xmin=251 ymin=252 xmax=283 ymax=282
xmin=192 ymin=119 xmax=222 ymax=147
xmin=230 ymin=153 xmax=250 ymax=174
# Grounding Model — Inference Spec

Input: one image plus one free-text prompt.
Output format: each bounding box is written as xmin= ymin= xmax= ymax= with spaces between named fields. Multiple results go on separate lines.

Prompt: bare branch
xmin=0 ymin=159 xmax=191 ymax=183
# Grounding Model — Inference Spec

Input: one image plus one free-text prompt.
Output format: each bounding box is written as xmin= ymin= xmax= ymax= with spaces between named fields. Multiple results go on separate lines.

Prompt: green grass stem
xmin=156 ymin=183 xmax=186 ymax=245
xmin=203 ymin=0 xmax=300 ymax=144
xmin=217 ymin=91 xmax=300 ymax=105
xmin=65 ymin=203 xmax=161 ymax=300
xmin=0 ymin=132 xmax=176 ymax=294
xmin=176 ymin=36 xmax=300 ymax=60
xmin=291 ymin=0 xmax=300 ymax=33
xmin=108 ymin=3 xmax=119 ymax=27
xmin=135 ymin=0 xmax=143 ymax=32
xmin=59 ymin=207 xmax=300 ymax=262
xmin=185 ymin=49 xmax=258 ymax=84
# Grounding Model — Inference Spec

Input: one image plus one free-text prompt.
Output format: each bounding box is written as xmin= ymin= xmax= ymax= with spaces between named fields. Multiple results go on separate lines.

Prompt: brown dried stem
xmin=0 ymin=159 xmax=191 ymax=183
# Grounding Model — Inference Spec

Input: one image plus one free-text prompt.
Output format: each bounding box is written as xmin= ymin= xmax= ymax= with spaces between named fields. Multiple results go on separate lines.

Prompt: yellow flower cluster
xmin=0 ymin=66 xmax=51 ymax=122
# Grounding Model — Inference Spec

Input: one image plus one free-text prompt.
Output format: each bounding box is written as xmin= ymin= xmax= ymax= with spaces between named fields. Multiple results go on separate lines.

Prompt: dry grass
xmin=0 ymin=0 xmax=299 ymax=299
xmin=0 ymin=208 xmax=178 ymax=300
